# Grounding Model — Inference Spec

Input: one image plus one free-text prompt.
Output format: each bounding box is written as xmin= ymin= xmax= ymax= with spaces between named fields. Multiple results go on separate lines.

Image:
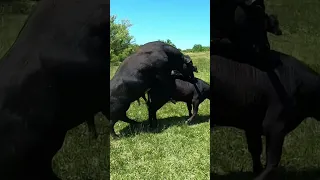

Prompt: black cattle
xmin=211 ymin=0 xmax=269 ymax=58
xmin=146 ymin=78 xmax=210 ymax=126
xmin=265 ymin=14 xmax=282 ymax=36
xmin=109 ymin=41 xmax=197 ymax=138
xmin=211 ymin=50 xmax=320 ymax=180
xmin=0 ymin=0 xmax=109 ymax=179
xmin=211 ymin=1 xmax=292 ymax=115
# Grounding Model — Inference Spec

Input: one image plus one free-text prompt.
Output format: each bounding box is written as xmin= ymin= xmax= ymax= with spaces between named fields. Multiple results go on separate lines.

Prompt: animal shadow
xmin=118 ymin=115 xmax=210 ymax=137
xmin=211 ymin=168 xmax=320 ymax=180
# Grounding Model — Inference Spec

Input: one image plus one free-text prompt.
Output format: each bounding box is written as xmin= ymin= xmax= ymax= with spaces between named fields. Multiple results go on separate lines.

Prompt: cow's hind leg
xmin=187 ymin=102 xmax=192 ymax=117
xmin=44 ymin=168 xmax=61 ymax=180
xmin=255 ymin=104 xmax=285 ymax=180
xmin=186 ymin=100 xmax=200 ymax=125
xmin=39 ymin=160 xmax=61 ymax=180
xmin=148 ymin=103 xmax=158 ymax=129
xmin=245 ymin=130 xmax=263 ymax=174
xmin=30 ymin=137 xmax=64 ymax=180
xmin=148 ymin=97 xmax=165 ymax=129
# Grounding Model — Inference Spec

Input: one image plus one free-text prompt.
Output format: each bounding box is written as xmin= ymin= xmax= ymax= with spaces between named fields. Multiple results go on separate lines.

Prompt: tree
xmin=158 ymin=39 xmax=177 ymax=48
xmin=110 ymin=15 xmax=136 ymax=63
xmin=192 ymin=44 xmax=204 ymax=52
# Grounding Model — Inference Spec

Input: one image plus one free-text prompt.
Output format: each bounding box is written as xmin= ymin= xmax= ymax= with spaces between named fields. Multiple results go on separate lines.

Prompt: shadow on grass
xmin=118 ymin=115 xmax=210 ymax=137
xmin=211 ymin=168 xmax=320 ymax=180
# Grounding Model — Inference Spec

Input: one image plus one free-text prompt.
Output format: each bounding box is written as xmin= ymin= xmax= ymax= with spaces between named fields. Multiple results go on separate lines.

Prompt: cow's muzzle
xmin=193 ymin=66 xmax=198 ymax=73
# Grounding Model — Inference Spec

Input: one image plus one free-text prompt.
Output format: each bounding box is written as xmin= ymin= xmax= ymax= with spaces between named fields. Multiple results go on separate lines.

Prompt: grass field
xmin=211 ymin=0 xmax=320 ymax=179
xmin=110 ymin=52 xmax=210 ymax=179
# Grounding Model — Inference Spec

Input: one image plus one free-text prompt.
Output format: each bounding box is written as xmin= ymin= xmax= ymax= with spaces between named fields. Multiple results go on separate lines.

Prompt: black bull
xmin=109 ymin=41 xmax=197 ymax=137
xmin=0 ymin=0 xmax=109 ymax=179
xmin=211 ymin=50 xmax=320 ymax=180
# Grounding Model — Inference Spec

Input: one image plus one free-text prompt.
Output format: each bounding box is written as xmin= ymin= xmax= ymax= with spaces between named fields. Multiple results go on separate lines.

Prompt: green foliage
xmin=158 ymin=39 xmax=177 ymax=48
xmin=183 ymin=44 xmax=210 ymax=53
xmin=110 ymin=15 xmax=137 ymax=64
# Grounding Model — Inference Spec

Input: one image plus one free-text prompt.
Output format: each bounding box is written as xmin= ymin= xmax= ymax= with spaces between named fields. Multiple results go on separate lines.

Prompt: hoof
xmin=111 ymin=133 xmax=120 ymax=140
xmin=112 ymin=136 xmax=120 ymax=140
xmin=185 ymin=119 xmax=193 ymax=125
xmin=131 ymin=120 xmax=140 ymax=124
xmin=150 ymin=127 xmax=159 ymax=133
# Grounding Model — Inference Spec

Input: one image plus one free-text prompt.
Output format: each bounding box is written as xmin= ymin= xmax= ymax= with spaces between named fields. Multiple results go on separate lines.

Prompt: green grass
xmin=53 ymin=114 xmax=110 ymax=180
xmin=0 ymin=14 xmax=28 ymax=58
xmin=211 ymin=0 xmax=320 ymax=179
xmin=110 ymin=51 xmax=210 ymax=179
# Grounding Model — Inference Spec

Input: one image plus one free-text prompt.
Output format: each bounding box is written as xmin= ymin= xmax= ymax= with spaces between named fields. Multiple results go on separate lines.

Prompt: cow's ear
xmin=236 ymin=0 xmax=255 ymax=5
xmin=183 ymin=56 xmax=191 ymax=63
xmin=244 ymin=0 xmax=256 ymax=5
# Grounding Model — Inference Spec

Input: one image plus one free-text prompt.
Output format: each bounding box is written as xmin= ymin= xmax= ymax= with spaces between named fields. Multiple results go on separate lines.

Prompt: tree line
xmin=110 ymin=15 xmax=210 ymax=64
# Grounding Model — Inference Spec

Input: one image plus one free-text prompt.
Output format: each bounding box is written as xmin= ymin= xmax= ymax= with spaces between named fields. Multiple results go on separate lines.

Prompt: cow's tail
xmin=146 ymin=91 xmax=151 ymax=107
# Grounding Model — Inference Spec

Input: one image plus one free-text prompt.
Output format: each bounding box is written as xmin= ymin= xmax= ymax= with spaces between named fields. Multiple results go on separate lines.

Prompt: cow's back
xmin=0 ymin=0 xmax=109 ymax=119
xmin=211 ymin=50 xmax=319 ymax=128
xmin=0 ymin=1 xmax=110 ymax=174
xmin=110 ymin=41 xmax=184 ymax=111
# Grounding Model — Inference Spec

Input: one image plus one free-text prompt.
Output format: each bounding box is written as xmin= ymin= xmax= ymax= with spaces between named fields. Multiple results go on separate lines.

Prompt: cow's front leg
xmin=187 ymin=102 xmax=192 ymax=117
xmin=255 ymin=129 xmax=285 ymax=180
xmin=245 ymin=130 xmax=263 ymax=174
xmin=255 ymin=104 xmax=285 ymax=180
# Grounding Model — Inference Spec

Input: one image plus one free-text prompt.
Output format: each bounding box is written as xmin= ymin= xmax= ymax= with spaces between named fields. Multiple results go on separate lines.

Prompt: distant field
xmin=211 ymin=0 xmax=320 ymax=179
xmin=110 ymin=51 xmax=210 ymax=179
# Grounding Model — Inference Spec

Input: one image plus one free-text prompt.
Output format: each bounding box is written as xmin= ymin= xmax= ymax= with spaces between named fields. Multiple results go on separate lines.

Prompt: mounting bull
xmin=109 ymin=41 xmax=198 ymax=138
xmin=0 ymin=0 xmax=109 ymax=179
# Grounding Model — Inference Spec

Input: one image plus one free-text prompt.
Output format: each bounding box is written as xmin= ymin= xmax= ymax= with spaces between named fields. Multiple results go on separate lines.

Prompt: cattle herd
xmin=0 ymin=0 xmax=318 ymax=179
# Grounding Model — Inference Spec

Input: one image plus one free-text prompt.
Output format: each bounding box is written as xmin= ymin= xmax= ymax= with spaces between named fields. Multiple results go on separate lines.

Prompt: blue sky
xmin=110 ymin=0 xmax=210 ymax=50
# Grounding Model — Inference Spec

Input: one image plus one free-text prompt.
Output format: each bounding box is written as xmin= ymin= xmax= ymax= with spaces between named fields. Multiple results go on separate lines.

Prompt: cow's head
xmin=232 ymin=0 xmax=270 ymax=55
xmin=181 ymin=54 xmax=198 ymax=81
xmin=183 ymin=55 xmax=198 ymax=72
xmin=170 ymin=54 xmax=197 ymax=83
xmin=265 ymin=14 xmax=282 ymax=36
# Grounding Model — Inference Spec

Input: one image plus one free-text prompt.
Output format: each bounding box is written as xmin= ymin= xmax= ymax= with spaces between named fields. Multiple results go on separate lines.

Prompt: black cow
xmin=211 ymin=50 xmax=320 ymax=180
xmin=265 ymin=14 xmax=282 ymax=36
xmin=0 ymin=0 xmax=109 ymax=179
xmin=211 ymin=12 xmax=282 ymax=52
xmin=146 ymin=77 xmax=210 ymax=127
xmin=211 ymin=0 xmax=294 ymax=110
xmin=109 ymin=41 xmax=197 ymax=138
